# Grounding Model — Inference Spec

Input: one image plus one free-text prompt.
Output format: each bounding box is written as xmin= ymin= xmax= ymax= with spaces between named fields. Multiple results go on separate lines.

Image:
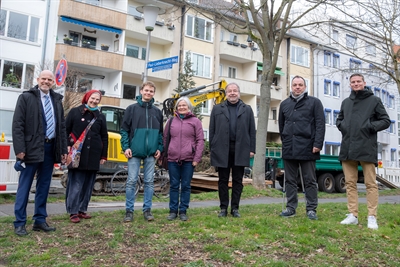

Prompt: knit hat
xmin=82 ymin=89 xmax=102 ymax=104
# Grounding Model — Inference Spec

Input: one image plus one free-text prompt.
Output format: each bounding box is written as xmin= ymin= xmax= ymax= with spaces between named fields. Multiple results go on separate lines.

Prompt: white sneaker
xmin=367 ymin=216 xmax=378 ymax=230
xmin=340 ymin=213 xmax=358 ymax=225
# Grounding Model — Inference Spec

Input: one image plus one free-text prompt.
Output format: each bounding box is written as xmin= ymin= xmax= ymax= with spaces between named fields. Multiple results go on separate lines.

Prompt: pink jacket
xmin=164 ymin=112 xmax=204 ymax=163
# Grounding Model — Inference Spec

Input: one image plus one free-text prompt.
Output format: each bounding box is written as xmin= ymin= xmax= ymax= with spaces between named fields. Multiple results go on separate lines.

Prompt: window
xmin=1 ymin=10 xmax=39 ymax=42
xmin=271 ymin=108 xmax=277 ymax=120
xmin=389 ymin=96 xmax=394 ymax=109
xmin=203 ymin=129 xmax=209 ymax=141
xmin=389 ymin=121 xmax=395 ymax=134
xmin=346 ymin=34 xmax=357 ymax=49
xmin=186 ymin=15 xmax=213 ymax=42
xmin=333 ymin=54 xmax=340 ymax=68
xmin=82 ymin=35 xmax=96 ymax=49
xmin=324 ymin=52 xmax=331 ymax=67
xmin=374 ymin=87 xmax=381 ymax=98
xmin=0 ymin=109 xmax=14 ymax=137
xmin=350 ymin=58 xmax=361 ymax=71
xmin=332 ymin=30 xmax=338 ymax=43
xmin=324 ymin=79 xmax=331 ymax=95
xmin=188 ymin=52 xmax=211 ymax=78
xmin=391 ymin=149 xmax=396 ymax=162
xmin=123 ymin=84 xmax=138 ymax=100
xmin=228 ymin=67 xmax=236 ymax=78
xmin=229 ymin=33 xmax=237 ymax=42
xmin=333 ymin=110 xmax=340 ymax=125
xmin=199 ymin=100 xmax=210 ymax=115
xmin=333 ymin=82 xmax=340 ymax=97
xmin=0 ymin=60 xmax=34 ymax=89
xmin=366 ymin=42 xmax=376 ymax=56
xmin=324 ymin=109 xmax=332 ymax=125
xmin=290 ymin=45 xmax=309 ymax=67
xmin=0 ymin=10 xmax=6 ymax=36
xmin=325 ymin=142 xmax=340 ymax=156
xmin=126 ymin=45 xmax=146 ymax=60
xmin=219 ymin=64 xmax=223 ymax=76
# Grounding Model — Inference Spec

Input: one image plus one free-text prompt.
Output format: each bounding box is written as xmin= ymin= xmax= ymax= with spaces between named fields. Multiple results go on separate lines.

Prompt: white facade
xmin=0 ymin=0 xmax=52 ymax=141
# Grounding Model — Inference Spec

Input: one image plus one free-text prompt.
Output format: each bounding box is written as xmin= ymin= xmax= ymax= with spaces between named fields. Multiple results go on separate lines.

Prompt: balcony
xmin=55 ymin=43 xmax=124 ymax=70
xmin=220 ymin=41 xmax=262 ymax=63
xmin=123 ymin=56 xmax=172 ymax=82
xmin=126 ymin=16 xmax=174 ymax=45
xmin=267 ymin=119 xmax=280 ymax=133
xmin=377 ymin=131 xmax=390 ymax=145
xmin=58 ymin=0 xmax=126 ymax=30
xmin=225 ymin=77 xmax=283 ymax=101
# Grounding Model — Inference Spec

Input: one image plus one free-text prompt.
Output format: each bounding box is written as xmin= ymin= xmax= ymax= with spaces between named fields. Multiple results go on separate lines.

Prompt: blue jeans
xmin=168 ymin=161 xmax=194 ymax=214
xmin=125 ymin=156 xmax=155 ymax=212
xmin=14 ymin=142 xmax=55 ymax=227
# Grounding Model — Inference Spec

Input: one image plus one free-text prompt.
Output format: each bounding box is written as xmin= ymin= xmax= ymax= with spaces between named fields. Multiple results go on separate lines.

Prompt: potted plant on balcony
xmin=82 ymin=40 xmax=91 ymax=48
xmin=101 ymin=44 xmax=109 ymax=51
xmin=63 ymin=34 xmax=72 ymax=45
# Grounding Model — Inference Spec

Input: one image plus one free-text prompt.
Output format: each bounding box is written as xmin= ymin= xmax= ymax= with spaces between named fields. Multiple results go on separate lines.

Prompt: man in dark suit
xmin=12 ymin=70 xmax=68 ymax=236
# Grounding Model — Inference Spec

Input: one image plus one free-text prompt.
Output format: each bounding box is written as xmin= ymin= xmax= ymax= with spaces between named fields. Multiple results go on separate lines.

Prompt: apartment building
xmin=0 ymin=0 xmax=288 ymax=143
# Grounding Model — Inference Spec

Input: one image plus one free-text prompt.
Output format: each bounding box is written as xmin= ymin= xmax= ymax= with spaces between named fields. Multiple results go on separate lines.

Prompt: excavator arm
xmin=162 ymin=79 xmax=227 ymax=118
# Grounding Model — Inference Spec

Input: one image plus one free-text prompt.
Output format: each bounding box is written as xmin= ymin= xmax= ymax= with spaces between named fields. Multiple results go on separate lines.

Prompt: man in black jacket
xmin=279 ymin=76 xmax=325 ymax=220
xmin=12 ymin=70 xmax=67 ymax=236
xmin=209 ymin=82 xmax=256 ymax=218
xmin=337 ymin=73 xmax=390 ymax=230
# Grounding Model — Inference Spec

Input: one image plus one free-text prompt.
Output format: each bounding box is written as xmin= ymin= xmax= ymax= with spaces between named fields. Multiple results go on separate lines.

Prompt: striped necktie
xmin=44 ymin=95 xmax=55 ymax=138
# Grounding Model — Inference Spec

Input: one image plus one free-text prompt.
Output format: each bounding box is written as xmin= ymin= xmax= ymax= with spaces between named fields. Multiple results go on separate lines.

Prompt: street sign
xmin=55 ymin=59 xmax=68 ymax=86
xmin=147 ymin=56 xmax=178 ymax=69
xmin=152 ymin=64 xmax=172 ymax=72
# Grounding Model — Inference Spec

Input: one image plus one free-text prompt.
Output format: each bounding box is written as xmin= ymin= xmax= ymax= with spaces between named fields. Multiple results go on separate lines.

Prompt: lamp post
xmin=136 ymin=5 xmax=165 ymax=82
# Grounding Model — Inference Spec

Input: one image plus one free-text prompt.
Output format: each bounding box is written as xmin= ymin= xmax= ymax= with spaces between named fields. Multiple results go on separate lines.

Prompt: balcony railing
xmin=220 ymin=41 xmax=262 ymax=63
xmin=55 ymin=43 xmax=124 ymax=70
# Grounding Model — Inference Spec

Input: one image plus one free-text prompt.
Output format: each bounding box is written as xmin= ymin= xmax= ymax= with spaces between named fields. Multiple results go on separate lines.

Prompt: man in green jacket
xmin=337 ymin=73 xmax=390 ymax=230
xmin=120 ymin=81 xmax=163 ymax=222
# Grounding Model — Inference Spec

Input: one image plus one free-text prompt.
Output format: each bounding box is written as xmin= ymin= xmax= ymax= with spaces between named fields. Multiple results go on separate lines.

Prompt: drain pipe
xmin=40 ymin=0 xmax=51 ymax=69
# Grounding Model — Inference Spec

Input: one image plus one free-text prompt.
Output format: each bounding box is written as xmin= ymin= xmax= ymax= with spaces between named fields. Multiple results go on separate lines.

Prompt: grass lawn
xmin=0 ymin=187 xmax=399 ymax=266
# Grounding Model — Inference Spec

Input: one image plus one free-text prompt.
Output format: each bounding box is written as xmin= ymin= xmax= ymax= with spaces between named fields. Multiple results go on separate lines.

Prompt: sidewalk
xmin=1 ymin=195 xmax=399 ymax=217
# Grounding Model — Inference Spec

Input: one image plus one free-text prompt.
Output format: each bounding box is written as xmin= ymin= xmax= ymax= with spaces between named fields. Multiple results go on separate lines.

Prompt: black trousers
xmin=218 ymin=147 xmax=244 ymax=211
xmin=283 ymin=159 xmax=318 ymax=212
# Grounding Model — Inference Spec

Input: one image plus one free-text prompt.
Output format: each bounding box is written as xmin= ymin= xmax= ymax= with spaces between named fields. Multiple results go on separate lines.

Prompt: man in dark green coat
xmin=337 ymin=73 xmax=390 ymax=230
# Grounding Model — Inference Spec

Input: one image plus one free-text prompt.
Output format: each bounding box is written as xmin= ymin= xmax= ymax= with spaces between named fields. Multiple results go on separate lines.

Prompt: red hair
xmin=82 ymin=89 xmax=102 ymax=104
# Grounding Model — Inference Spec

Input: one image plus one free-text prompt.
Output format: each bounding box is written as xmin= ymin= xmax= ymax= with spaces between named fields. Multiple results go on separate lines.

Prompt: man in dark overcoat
xmin=12 ymin=70 xmax=68 ymax=236
xmin=337 ymin=73 xmax=390 ymax=230
xmin=209 ymin=82 xmax=256 ymax=218
xmin=278 ymin=75 xmax=325 ymax=220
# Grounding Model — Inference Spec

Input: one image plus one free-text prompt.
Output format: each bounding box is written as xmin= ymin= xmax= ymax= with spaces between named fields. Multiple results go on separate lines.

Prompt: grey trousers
xmin=283 ymin=159 xmax=318 ymax=212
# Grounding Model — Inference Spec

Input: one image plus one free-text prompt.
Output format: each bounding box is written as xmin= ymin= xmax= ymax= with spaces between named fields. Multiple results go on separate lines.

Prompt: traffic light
xmin=378 ymin=161 xmax=383 ymax=168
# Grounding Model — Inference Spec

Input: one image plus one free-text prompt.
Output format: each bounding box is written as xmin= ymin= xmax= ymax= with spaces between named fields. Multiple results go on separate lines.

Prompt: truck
xmin=263 ymin=147 xmax=399 ymax=193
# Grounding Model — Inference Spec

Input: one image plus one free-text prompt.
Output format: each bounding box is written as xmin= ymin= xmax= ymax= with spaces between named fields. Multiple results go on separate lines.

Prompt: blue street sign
xmin=147 ymin=56 xmax=178 ymax=69
xmin=152 ymin=64 xmax=173 ymax=72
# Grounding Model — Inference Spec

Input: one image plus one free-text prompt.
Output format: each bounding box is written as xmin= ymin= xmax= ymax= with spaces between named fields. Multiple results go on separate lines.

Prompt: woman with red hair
xmin=65 ymin=90 xmax=108 ymax=223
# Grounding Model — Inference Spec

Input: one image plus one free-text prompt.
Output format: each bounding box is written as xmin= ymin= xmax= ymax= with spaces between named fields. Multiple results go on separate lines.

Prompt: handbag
xmin=159 ymin=118 xmax=172 ymax=170
xmin=66 ymin=118 xmax=96 ymax=169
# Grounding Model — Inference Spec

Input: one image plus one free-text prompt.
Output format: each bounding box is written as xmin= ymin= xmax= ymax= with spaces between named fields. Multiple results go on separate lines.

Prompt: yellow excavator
xmin=61 ymin=80 xmax=227 ymax=195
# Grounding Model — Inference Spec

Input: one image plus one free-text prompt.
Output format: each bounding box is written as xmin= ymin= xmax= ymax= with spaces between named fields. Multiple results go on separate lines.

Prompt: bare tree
xmin=305 ymin=0 xmax=400 ymax=93
xmin=173 ymin=0 xmax=331 ymax=189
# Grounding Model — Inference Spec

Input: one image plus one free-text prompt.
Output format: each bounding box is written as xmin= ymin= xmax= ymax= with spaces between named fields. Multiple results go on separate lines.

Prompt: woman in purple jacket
xmin=164 ymin=97 xmax=204 ymax=221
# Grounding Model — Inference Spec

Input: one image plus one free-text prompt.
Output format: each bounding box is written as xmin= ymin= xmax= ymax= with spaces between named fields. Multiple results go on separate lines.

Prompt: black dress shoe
xmin=218 ymin=209 xmax=227 ymax=217
xmin=32 ymin=222 xmax=56 ymax=232
xmin=231 ymin=209 xmax=241 ymax=218
xmin=14 ymin=225 xmax=28 ymax=236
